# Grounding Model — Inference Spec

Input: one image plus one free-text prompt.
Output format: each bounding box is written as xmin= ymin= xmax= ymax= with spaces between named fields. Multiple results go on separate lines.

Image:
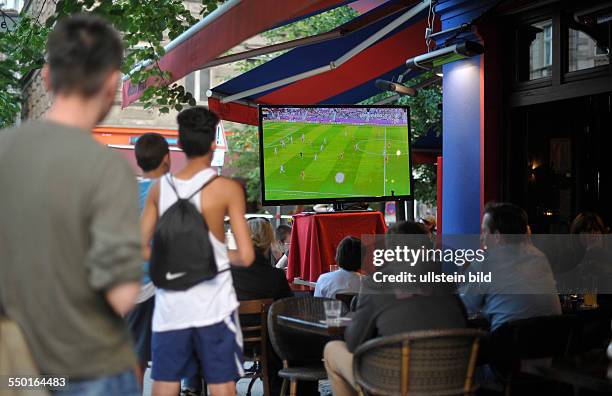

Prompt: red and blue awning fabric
xmin=208 ymin=0 xmax=436 ymax=126
xmin=121 ymin=0 xmax=358 ymax=107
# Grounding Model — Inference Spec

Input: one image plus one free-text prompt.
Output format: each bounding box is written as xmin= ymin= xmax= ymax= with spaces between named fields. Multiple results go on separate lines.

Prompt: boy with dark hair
xmin=141 ymin=106 xmax=254 ymax=396
xmin=135 ymin=133 xmax=170 ymax=173
xmin=135 ymin=133 xmax=171 ymax=209
xmin=126 ymin=132 xmax=170 ymax=385
xmin=314 ymin=236 xmax=363 ymax=298
xmin=0 ymin=13 xmax=142 ymax=394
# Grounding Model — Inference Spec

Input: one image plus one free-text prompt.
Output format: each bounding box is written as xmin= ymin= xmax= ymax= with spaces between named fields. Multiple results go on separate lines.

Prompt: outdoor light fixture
xmin=405 ymin=40 xmax=484 ymax=70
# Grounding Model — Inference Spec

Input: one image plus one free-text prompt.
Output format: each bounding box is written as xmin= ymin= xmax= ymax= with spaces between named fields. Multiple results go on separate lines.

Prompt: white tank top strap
xmin=159 ymin=168 xmax=217 ymax=215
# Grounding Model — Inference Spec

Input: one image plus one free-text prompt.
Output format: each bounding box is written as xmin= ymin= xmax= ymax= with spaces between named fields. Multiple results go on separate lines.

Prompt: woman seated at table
xmin=323 ymin=221 xmax=467 ymax=396
xmin=231 ymin=217 xmax=293 ymax=301
xmin=314 ymin=236 xmax=362 ymax=298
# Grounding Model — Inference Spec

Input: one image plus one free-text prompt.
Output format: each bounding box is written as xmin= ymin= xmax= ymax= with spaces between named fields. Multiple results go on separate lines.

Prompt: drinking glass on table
xmin=581 ymin=275 xmax=598 ymax=309
xmin=324 ymin=300 xmax=342 ymax=326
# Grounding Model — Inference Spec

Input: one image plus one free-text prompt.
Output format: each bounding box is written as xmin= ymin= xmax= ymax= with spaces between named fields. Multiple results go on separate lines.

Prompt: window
xmin=517 ymin=20 xmax=553 ymax=81
xmin=184 ymin=69 xmax=211 ymax=103
xmin=544 ymin=24 xmax=553 ymax=66
xmin=1 ymin=0 xmax=24 ymax=11
xmin=568 ymin=28 xmax=610 ymax=72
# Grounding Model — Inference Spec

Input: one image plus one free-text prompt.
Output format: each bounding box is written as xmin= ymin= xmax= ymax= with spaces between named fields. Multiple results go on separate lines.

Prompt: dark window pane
xmin=568 ymin=28 xmax=610 ymax=72
xmin=517 ymin=20 xmax=553 ymax=81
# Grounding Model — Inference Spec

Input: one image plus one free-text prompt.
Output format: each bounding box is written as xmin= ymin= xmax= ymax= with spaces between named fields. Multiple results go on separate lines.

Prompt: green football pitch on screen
xmin=261 ymin=121 xmax=411 ymax=201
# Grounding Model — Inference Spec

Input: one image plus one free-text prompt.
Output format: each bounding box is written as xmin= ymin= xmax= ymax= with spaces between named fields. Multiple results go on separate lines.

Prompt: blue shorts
xmin=151 ymin=312 xmax=244 ymax=384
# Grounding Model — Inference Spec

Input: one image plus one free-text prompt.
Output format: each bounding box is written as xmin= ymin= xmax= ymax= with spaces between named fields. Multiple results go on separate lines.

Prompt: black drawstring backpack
xmin=150 ymin=174 xmax=227 ymax=290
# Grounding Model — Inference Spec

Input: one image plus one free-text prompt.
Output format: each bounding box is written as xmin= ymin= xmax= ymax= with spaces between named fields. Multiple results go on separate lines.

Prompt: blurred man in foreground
xmin=0 ymin=13 xmax=142 ymax=395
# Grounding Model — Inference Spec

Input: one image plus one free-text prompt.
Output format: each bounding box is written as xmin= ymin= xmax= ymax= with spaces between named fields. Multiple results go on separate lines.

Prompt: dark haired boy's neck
xmin=143 ymin=168 xmax=167 ymax=180
xmin=175 ymin=154 xmax=213 ymax=179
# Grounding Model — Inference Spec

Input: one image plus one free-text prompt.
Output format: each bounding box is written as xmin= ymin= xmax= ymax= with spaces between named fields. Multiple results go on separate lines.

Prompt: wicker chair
xmin=268 ymin=296 xmax=347 ymax=396
xmin=239 ymin=298 xmax=273 ymax=396
xmin=353 ymin=329 xmax=486 ymax=396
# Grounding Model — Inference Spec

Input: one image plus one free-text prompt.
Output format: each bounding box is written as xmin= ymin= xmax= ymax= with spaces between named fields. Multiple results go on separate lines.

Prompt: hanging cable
xmin=425 ymin=0 xmax=438 ymax=52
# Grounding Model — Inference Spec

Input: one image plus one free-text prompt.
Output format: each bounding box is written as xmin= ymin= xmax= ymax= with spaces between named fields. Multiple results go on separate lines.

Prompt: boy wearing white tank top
xmin=141 ymin=107 xmax=255 ymax=396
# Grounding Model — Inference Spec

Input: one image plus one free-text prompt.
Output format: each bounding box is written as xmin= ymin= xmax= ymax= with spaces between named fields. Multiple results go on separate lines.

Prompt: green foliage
xmin=0 ymin=0 xmax=224 ymax=128
xmin=0 ymin=13 xmax=49 ymax=128
xmin=362 ymin=71 xmax=442 ymax=204
xmin=227 ymin=124 xmax=260 ymax=202
xmin=265 ymin=5 xmax=358 ymax=40
xmin=236 ymin=5 xmax=358 ymax=72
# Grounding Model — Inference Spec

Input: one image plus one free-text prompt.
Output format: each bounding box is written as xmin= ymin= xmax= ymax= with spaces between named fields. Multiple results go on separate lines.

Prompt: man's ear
xmin=210 ymin=142 xmax=217 ymax=152
xmin=42 ymin=65 xmax=52 ymax=92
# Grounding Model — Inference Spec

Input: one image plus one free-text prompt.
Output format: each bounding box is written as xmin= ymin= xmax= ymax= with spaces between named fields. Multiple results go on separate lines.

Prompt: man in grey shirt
xmin=461 ymin=202 xmax=561 ymax=331
xmin=0 ymin=14 xmax=141 ymax=395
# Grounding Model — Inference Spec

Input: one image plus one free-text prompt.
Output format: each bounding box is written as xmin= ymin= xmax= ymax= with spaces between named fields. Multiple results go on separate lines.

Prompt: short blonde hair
xmin=248 ymin=218 xmax=274 ymax=253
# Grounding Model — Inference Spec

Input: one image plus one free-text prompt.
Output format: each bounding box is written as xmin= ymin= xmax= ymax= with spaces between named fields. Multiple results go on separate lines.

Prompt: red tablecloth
xmin=287 ymin=212 xmax=387 ymax=282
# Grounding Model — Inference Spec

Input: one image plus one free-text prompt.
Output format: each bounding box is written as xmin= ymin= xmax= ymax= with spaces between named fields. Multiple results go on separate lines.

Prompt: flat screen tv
xmin=259 ymin=105 xmax=413 ymax=205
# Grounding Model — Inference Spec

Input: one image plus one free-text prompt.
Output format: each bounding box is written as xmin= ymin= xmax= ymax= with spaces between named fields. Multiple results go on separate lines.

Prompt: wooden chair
xmin=239 ymin=298 xmax=273 ymax=396
xmin=268 ymin=296 xmax=345 ymax=396
xmin=353 ymin=329 xmax=486 ymax=396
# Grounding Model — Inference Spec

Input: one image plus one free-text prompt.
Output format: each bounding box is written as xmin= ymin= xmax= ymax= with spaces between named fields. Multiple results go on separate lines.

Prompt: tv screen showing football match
xmin=259 ymin=105 xmax=412 ymax=204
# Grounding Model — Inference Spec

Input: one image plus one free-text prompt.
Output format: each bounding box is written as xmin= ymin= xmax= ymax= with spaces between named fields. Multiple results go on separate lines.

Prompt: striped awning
xmin=121 ymin=0 xmax=359 ymax=107
xmin=208 ymin=0 xmax=435 ymax=125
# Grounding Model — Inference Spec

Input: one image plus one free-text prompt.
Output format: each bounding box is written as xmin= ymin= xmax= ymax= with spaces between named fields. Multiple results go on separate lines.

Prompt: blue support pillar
xmin=441 ymin=57 xmax=482 ymax=234
xmin=435 ymin=0 xmax=499 ymax=234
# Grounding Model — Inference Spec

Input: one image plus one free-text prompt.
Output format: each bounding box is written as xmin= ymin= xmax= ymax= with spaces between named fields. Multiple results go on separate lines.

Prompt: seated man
xmin=461 ymin=202 xmax=561 ymax=332
xmin=314 ymin=236 xmax=362 ymax=298
xmin=273 ymin=224 xmax=292 ymax=268
xmin=323 ymin=222 xmax=467 ymax=396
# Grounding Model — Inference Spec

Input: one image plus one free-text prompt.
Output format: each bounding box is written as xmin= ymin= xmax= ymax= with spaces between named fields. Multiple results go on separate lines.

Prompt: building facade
xmin=436 ymin=0 xmax=612 ymax=233
xmin=20 ymin=0 xmax=265 ymax=130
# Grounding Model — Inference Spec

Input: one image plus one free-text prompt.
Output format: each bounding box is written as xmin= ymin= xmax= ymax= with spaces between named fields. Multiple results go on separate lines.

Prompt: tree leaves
xmin=361 ymin=71 xmax=442 ymax=204
xmin=235 ymin=6 xmax=358 ymax=73
xmin=0 ymin=0 xmax=224 ymax=128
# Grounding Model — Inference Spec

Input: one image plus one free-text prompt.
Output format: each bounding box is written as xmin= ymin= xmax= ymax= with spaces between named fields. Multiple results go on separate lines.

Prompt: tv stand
xmin=331 ymin=202 xmax=370 ymax=212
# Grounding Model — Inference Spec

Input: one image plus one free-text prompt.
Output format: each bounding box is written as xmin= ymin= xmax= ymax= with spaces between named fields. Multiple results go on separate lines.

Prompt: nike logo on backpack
xmin=166 ymin=271 xmax=186 ymax=281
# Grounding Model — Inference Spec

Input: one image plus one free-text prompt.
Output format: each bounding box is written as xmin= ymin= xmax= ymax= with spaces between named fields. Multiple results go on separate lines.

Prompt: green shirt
xmin=0 ymin=120 xmax=141 ymax=378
